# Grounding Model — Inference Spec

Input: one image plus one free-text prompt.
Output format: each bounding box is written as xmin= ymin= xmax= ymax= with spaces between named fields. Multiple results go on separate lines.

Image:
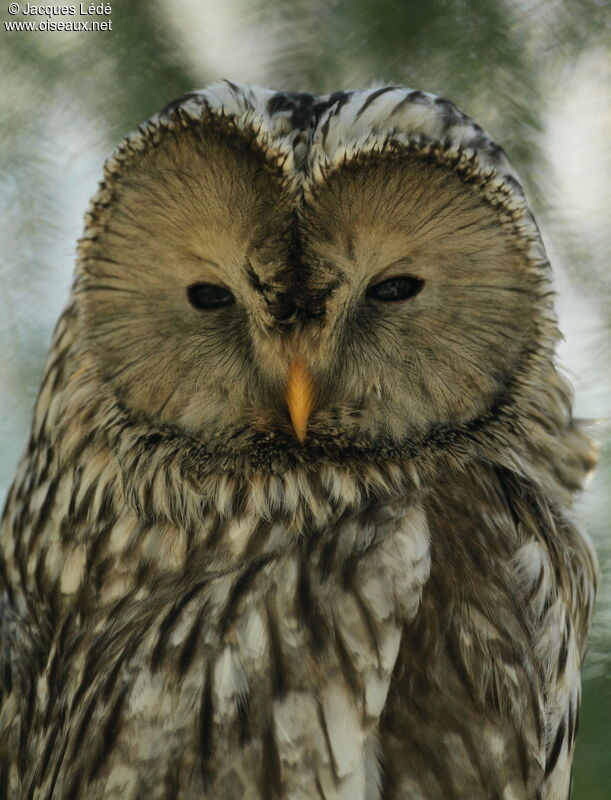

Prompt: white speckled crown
xmin=91 ymin=81 xmax=547 ymax=270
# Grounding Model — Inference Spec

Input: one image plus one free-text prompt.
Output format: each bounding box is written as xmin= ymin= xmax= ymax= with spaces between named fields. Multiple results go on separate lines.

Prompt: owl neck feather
xmin=19 ymin=302 xmax=591 ymax=550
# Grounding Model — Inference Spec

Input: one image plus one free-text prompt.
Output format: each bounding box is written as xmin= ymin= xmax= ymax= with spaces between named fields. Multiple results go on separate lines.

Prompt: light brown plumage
xmin=0 ymin=82 xmax=597 ymax=799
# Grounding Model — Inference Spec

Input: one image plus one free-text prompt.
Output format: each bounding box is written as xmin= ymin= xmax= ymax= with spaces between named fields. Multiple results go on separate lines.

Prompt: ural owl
xmin=0 ymin=83 xmax=598 ymax=799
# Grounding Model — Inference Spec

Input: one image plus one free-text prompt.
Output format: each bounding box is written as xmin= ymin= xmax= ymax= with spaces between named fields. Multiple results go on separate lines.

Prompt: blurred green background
xmin=1 ymin=1 xmax=609 ymax=795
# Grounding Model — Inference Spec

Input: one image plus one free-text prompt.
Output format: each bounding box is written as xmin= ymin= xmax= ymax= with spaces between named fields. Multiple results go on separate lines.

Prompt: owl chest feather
xmin=126 ymin=501 xmax=430 ymax=800
xmin=3 ymin=459 xmax=431 ymax=799
xmin=0 ymin=440 xmax=595 ymax=800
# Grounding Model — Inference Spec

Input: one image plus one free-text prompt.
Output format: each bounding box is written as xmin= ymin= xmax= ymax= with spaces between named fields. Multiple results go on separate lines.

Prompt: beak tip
xmin=286 ymin=358 xmax=315 ymax=444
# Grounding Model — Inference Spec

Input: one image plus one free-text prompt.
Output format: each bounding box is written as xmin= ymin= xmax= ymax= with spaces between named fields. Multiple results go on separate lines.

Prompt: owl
xmin=0 ymin=82 xmax=598 ymax=800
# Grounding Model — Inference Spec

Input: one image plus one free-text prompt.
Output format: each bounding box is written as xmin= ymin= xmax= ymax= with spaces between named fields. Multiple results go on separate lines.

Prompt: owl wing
xmin=379 ymin=463 xmax=597 ymax=800
xmin=508 ymin=479 xmax=598 ymax=800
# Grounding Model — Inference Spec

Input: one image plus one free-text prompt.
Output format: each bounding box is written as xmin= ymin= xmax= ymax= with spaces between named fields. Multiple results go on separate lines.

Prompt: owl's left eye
xmin=366 ymin=275 xmax=425 ymax=303
xmin=187 ymin=283 xmax=235 ymax=310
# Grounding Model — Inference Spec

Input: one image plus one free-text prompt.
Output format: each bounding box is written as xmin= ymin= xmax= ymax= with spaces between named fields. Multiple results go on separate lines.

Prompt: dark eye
xmin=366 ymin=275 xmax=425 ymax=303
xmin=187 ymin=283 xmax=235 ymax=310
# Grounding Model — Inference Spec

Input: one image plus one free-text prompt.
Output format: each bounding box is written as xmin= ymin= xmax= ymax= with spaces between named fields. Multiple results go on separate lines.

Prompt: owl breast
xmin=9 ymin=465 xmax=430 ymax=799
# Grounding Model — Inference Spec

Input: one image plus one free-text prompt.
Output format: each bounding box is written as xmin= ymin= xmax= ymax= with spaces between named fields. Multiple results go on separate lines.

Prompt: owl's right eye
xmin=366 ymin=275 xmax=425 ymax=303
xmin=187 ymin=283 xmax=235 ymax=310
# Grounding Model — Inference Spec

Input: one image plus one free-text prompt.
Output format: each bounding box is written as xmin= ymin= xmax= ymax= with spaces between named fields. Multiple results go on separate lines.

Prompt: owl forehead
xmin=156 ymin=83 xmax=520 ymax=182
xmin=80 ymin=81 xmax=548 ymax=312
xmin=96 ymin=81 xmax=528 ymax=211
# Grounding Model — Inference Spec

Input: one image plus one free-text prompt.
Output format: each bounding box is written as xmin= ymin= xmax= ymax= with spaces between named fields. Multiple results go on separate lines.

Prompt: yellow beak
xmin=286 ymin=358 xmax=315 ymax=442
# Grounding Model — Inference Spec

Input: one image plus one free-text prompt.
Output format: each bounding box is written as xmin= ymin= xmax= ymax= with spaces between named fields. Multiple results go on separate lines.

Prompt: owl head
xmin=73 ymin=82 xmax=564 ymax=485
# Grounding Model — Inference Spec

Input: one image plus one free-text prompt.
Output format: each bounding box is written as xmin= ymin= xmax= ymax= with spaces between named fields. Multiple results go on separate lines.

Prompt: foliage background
xmin=1 ymin=1 xmax=609 ymax=795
